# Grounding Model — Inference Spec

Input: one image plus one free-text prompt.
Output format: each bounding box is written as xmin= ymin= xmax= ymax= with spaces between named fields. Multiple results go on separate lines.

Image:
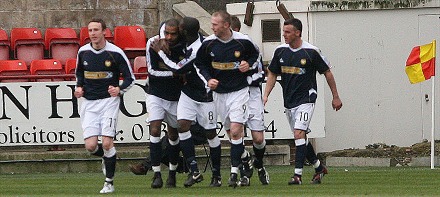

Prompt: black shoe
xmin=166 ymin=174 xmax=176 ymax=188
xmin=151 ymin=172 xmax=163 ymax=188
xmin=238 ymin=176 xmax=250 ymax=186
xmin=228 ymin=173 xmax=238 ymax=188
xmin=257 ymin=167 xmax=270 ymax=185
xmin=183 ymin=172 xmax=203 ymax=187
xmin=209 ymin=176 xmax=222 ymax=187
xmin=241 ymin=151 xmax=254 ymax=178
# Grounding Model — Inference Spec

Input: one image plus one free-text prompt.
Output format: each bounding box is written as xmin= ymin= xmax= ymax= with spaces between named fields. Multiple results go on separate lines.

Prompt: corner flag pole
xmin=431 ymin=39 xmax=436 ymax=169
xmin=431 ymin=74 xmax=435 ymax=169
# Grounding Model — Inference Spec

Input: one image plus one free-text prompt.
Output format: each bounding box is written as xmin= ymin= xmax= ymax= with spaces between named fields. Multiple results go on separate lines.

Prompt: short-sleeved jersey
xmin=157 ymin=34 xmax=213 ymax=102
xmin=146 ymin=35 xmax=185 ymax=101
xmin=268 ymin=41 xmax=330 ymax=109
xmin=76 ymin=41 xmax=135 ymax=100
xmin=195 ymin=31 xmax=259 ymax=93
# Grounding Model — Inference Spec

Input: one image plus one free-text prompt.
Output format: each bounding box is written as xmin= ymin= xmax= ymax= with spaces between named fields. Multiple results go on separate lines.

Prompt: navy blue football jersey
xmin=146 ymin=35 xmax=185 ymax=101
xmin=268 ymin=41 xmax=330 ymax=109
xmin=195 ymin=31 xmax=259 ymax=93
xmin=76 ymin=41 xmax=135 ymax=100
xmin=157 ymin=34 xmax=213 ymax=102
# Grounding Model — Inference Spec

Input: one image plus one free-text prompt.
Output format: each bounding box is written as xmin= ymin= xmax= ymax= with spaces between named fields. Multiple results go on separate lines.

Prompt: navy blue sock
xmin=150 ymin=142 xmax=162 ymax=167
xmin=210 ymin=145 xmax=221 ymax=177
xmin=180 ymin=138 xmax=199 ymax=173
xmin=230 ymin=143 xmax=244 ymax=167
xmin=168 ymin=143 xmax=180 ymax=167
xmin=103 ymin=154 xmax=116 ymax=179
xmin=92 ymin=144 xmax=104 ymax=157
xmin=295 ymin=144 xmax=306 ymax=170
xmin=253 ymin=145 xmax=265 ymax=169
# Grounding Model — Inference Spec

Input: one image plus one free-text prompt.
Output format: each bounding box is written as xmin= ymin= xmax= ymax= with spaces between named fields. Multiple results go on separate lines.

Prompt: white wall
xmin=312 ymin=8 xmax=440 ymax=152
xmin=228 ymin=1 xmax=440 ymax=152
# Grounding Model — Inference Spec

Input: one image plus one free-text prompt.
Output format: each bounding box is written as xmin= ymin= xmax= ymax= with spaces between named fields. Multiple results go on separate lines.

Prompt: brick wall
xmin=0 ymin=0 xmax=185 ymax=39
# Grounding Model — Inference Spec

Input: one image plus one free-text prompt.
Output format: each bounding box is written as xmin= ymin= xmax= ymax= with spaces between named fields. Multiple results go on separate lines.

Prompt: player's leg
xmin=194 ymin=101 xmax=218 ymax=187
xmin=146 ymin=95 xmax=167 ymax=189
xmin=177 ymin=93 xmax=203 ymax=187
xmin=163 ymin=101 xmax=180 ymax=188
xmin=100 ymin=136 xmax=116 ymax=193
xmin=206 ymin=129 xmax=222 ymax=187
xmin=251 ymin=130 xmax=269 ymax=185
xmin=287 ymin=103 xmax=315 ymax=185
xmin=305 ymin=136 xmax=328 ymax=184
xmin=165 ymin=125 xmax=179 ymax=188
xmin=99 ymin=97 xmax=120 ymax=193
xmin=226 ymin=88 xmax=249 ymax=187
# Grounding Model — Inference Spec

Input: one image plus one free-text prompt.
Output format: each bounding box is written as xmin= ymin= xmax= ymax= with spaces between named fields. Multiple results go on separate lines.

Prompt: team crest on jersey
xmin=83 ymin=61 xmax=88 ymax=66
xmin=234 ymin=51 xmax=241 ymax=58
xmin=105 ymin=60 xmax=112 ymax=67
xmin=300 ymin=59 xmax=306 ymax=65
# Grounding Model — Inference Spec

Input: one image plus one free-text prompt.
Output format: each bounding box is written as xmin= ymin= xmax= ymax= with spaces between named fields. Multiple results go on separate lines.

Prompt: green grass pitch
xmin=1 ymin=165 xmax=440 ymax=196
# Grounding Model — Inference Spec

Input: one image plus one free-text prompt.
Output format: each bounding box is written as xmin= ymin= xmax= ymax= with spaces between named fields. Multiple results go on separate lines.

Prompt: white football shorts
xmin=246 ymin=86 xmax=265 ymax=131
xmin=177 ymin=92 xmax=217 ymax=130
xmin=214 ymin=87 xmax=249 ymax=131
xmin=285 ymin=103 xmax=315 ymax=132
xmin=145 ymin=94 xmax=178 ymax=128
xmin=80 ymin=96 xmax=120 ymax=139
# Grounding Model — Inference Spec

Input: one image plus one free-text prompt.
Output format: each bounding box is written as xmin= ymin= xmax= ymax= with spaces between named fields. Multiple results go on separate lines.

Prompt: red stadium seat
xmin=79 ymin=27 xmax=114 ymax=46
xmin=113 ymin=26 xmax=146 ymax=59
xmin=44 ymin=28 xmax=79 ymax=65
xmin=30 ymin=59 xmax=64 ymax=81
xmin=133 ymin=56 xmax=147 ymax=72
xmin=0 ymin=60 xmax=29 ymax=82
xmin=64 ymin=58 xmax=77 ymax=74
xmin=0 ymin=29 xmax=10 ymax=60
xmin=133 ymin=56 xmax=147 ymax=79
xmin=11 ymin=28 xmax=45 ymax=66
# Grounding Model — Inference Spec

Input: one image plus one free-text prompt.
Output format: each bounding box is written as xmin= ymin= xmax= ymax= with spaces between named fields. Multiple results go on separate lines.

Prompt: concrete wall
xmin=0 ymin=0 xmax=185 ymax=39
xmin=228 ymin=1 xmax=440 ymax=152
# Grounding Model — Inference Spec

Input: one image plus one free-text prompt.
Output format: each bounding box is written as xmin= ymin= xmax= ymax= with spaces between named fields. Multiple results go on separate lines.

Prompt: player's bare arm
xmin=239 ymin=60 xmax=250 ymax=72
xmin=208 ymin=78 xmax=219 ymax=90
xmin=108 ymin=86 xmax=120 ymax=97
xmin=74 ymin=87 xmax=84 ymax=98
xmin=263 ymin=70 xmax=277 ymax=106
xmin=323 ymin=70 xmax=342 ymax=111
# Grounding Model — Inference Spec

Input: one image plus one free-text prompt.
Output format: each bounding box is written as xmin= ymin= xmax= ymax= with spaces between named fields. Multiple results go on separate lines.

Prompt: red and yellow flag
xmin=405 ymin=40 xmax=436 ymax=84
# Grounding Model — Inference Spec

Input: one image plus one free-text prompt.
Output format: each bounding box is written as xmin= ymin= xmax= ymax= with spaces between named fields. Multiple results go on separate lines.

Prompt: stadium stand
xmin=79 ymin=26 xmax=114 ymax=46
xmin=64 ymin=58 xmax=77 ymax=74
xmin=44 ymin=28 xmax=79 ymax=65
xmin=133 ymin=56 xmax=147 ymax=79
xmin=10 ymin=28 xmax=45 ymax=66
xmin=113 ymin=26 xmax=146 ymax=59
xmin=29 ymin=59 xmax=64 ymax=81
xmin=0 ymin=60 xmax=29 ymax=82
xmin=0 ymin=29 xmax=10 ymax=60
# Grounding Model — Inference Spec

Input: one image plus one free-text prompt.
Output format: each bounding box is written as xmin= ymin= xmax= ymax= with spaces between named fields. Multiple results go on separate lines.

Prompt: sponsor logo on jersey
xmin=83 ymin=61 xmax=88 ymax=66
xmin=105 ymin=60 xmax=112 ymax=67
xmin=280 ymin=58 xmax=284 ymax=63
xmin=212 ymin=62 xmax=238 ymax=70
xmin=234 ymin=51 xmax=241 ymax=58
xmin=84 ymin=71 xmax=113 ymax=79
xmin=281 ymin=66 xmax=305 ymax=74
xmin=300 ymin=59 xmax=307 ymax=65
xmin=210 ymin=52 xmax=214 ymax=57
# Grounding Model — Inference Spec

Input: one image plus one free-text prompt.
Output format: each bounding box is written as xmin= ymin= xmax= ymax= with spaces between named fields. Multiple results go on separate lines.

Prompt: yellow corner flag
xmin=405 ymin=40 xmax=436 ymax=84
